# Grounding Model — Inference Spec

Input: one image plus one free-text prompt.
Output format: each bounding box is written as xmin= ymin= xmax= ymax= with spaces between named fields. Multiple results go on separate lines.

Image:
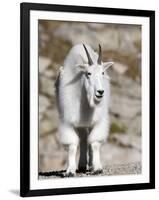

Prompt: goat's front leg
xmin=59 ymin=123 xmax=79 ymax=177
xmin=65 ymin=143 xmax=78 ymax=177
xmin=88 ymin=122 xmax=109 ymax=174
xmin=90 ymin=141 xmax=103 ymax=174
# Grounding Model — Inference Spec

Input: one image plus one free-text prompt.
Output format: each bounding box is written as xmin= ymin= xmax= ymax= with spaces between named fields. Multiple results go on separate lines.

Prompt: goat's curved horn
xmin=97 ymin=44 xmax=102 ymax=64
xmin=83 ymin=44 xmax=93 ymax=65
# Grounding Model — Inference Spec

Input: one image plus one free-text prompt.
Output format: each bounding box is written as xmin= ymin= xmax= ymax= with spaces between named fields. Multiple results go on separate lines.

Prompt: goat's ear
xmin=76 ymin=63 xmax=88 ymax=71
xmin=103 ymin=62 xmax=114 ymax=71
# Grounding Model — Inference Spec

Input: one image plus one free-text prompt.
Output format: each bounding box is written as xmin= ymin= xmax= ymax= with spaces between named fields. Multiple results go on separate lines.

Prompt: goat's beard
xmin=84 ymin=82 xmax=101 ymax=108
xmin=87 ymin=93 xmax=101 ymax=108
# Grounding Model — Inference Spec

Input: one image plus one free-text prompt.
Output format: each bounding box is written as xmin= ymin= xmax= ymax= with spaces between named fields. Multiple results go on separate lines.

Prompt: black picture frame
xmin=20 ymin=2 xmax=155 ymax=197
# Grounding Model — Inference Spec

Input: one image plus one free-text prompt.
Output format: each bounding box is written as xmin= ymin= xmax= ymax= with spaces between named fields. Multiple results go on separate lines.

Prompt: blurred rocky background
xmin=38 ymin=20 xmax=142 ymax=175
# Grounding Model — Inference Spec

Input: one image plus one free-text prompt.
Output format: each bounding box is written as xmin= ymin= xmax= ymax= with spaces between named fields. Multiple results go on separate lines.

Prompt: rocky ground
xmin=39 ymin=162 xmax=141 ymax=179
xmin=38 ymin=21 xmax=142 ymax=176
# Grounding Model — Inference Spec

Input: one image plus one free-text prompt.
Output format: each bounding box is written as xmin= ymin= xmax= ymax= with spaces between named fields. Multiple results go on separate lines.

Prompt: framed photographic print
xmin=20 ymin=2 xmax=155 ymax=197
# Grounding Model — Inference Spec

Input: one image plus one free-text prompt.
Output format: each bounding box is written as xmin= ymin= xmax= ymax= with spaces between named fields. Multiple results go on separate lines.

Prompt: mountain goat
xmin=55 ymin=44 xmax=113 ymax=177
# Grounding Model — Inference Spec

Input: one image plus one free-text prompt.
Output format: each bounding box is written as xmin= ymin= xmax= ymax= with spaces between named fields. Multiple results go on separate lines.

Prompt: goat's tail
xmin=77 ymin=128 xmax=89 ymax=172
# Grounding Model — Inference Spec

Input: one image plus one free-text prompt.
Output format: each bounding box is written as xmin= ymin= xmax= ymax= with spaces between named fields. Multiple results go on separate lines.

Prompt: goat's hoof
xmin=92 ymin=169 xmax=103 ymax=175
xmin=65 ymin=172 xmax=75 ymax=177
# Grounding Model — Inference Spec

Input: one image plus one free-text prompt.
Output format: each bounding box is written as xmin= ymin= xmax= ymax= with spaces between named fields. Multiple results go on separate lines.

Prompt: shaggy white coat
xmin=55 ymin=44 xmax=112 ymax=176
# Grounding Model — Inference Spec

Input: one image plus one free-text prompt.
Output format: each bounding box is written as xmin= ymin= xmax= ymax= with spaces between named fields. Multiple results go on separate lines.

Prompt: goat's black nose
xmin=97 ymin=90 xmax=104 ymax=95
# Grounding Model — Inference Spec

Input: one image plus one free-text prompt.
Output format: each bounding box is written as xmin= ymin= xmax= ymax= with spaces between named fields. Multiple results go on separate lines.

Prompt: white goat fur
xmin=55 ymin=44 xmax=112 ymax=176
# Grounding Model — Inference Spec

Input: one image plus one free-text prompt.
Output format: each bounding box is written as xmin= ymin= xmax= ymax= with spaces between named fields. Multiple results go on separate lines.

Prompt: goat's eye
xmin=102 ymin=72 xmax=104 ymax=75
xmin=87 ymin=72 xmax=91 ymax=76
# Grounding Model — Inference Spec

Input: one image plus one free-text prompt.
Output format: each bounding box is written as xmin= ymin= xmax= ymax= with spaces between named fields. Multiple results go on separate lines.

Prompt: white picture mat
xmin=30 ymin=10 xmax=150 ymax=190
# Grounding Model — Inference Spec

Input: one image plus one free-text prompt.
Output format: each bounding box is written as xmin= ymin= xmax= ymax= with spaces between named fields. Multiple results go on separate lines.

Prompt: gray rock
xmin=39 ymin=95 xmax=50 ymax=114
xmin=110 ymin=94 xmax=141 ymax=119
xmin=109 ymin=70 xmax=141 ymax=122
xmin=39 ymin=134 xmax=66 ymax=171
xmin=128 ymin=115 xmax=141 ymax=136
xmin=109 ymin=133 xmax=141 ymax=151
xmin=39 ymin=56 xmax=51 ymax=73
xmin=43 ymin=68 xmax=56 ymax=79
xmin=39 ymin=118 xmax=55 ymax=136
xmin=40 ymin=76 xmax=55 ymax=98
xmin=112 ymin=62 xmax=128 ymax=75
xmin=110 ymin=72 xmax=141 ymax=99
xmin=101 ymin=142 xmax=141 ymax=166
xmin=39 ymin=134 xmax=58 ymax=154
xmin=39 ymin=107 xmax=59 ymax=136
xmin=44 ymin=109 xmax=59 ymax=130
xmin=54 ymin=23 xmax=141 ymax=56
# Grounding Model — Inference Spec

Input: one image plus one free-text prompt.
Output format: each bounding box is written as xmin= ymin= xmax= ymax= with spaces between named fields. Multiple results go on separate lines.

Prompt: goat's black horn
xmin=97 ymin=44 xmax=102 ymax=64
xmin=83 ymin=44 xmax=93 ymax=65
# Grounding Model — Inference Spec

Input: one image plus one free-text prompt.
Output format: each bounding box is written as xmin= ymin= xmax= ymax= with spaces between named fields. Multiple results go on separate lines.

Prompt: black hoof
xmin=65 ymin=172 xmax=75 ymax=177
xmin=92 ymin=169 xmax=103 ymax=175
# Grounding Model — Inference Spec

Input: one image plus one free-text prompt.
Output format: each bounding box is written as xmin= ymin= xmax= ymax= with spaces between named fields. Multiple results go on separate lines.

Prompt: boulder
xmin=112 ymin=62 xmax=128 ymax=75
xmin=39 ymin=95 xmax=50 ymax=114
xmin=40 ymin=76 xmax=55 ymax=98
xmin=39 ymin=56 xmax=51 ymax=74
xmin=110 ymin=94 xmax=141 ymax=119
